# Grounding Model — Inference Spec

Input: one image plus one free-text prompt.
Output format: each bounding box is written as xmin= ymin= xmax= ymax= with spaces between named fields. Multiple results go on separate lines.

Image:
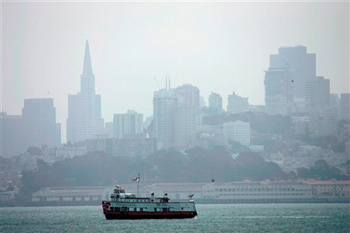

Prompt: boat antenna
xmin=132 ymin=173 xmax=141 ymax=197
xmin=137 ymin=173 xmax=140 ymax=197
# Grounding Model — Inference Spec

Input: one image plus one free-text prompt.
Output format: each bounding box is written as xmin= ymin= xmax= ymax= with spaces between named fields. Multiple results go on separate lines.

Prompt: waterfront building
xmin=202 ymin=181 xmax=313 ymax=201
xmin=67 ymin=41 xmax=104 ymax=143
xmin=113 ymin=110 xmax=143 ymax=139
xmin=30 ymin=180 xmax=350 ymax=205
xmin=303 ymin=180 xmax=350 ymax=199
xmin=223 ymin=120 xmax=250 ymax=146
xmin=32 ymin=186 xmax=112 ymax=203
xmin=227 ymin=92 xmax=249 ymax=114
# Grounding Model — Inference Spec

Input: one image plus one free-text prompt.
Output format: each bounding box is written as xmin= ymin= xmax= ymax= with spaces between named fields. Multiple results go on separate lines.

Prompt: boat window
xmin=116 ymin=207 xmax=120 ymax=212
xmin=163 ymin=208 xmax=168 ymax=212
xmin=129 ymin=207 xmax=134 ymax=211
xmin=136 ymin=208 xmax=140 ymax=212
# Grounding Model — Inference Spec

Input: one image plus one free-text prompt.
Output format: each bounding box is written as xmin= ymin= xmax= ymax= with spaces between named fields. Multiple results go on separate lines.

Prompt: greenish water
xmin=1 ymin=204 xmax=349 ymax=232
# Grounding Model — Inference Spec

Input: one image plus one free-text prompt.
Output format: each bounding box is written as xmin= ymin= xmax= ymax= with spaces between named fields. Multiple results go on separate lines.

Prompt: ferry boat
xmin=102 ymin=185 xmax=197 ymax=219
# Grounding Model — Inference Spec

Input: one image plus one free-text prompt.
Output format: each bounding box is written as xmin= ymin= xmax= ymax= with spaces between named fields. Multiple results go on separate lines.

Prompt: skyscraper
xmin=113 ymin=110 xmax=143 ymax=139
xmin=208 ymin=92 xmax=223 ymax=114
xmin=67 ymin=41 xmax=104 ymax=143
xmin=264 ymin=67 xmax=294 ymax=115
xmin=153 ymin=85 xmax=176 ymax=149
xmin=305 ymin=76 xmax=330 ymax=111
xmin=340 ymin=93 xmax=350 ymax=121
xmin=269 ymin=46 xmax=316 ymax=99
xmin=0 ymin=112 xmax=25 ymax=156
xmin=174 ymin=84 xmax=200 ymax=148
xmin=227 ymin=92 xmax=249 ymax=114
xmin=22 ymin=98 xmax=60 ymax=148
xmin=153 ymin=81 xmax=200 ymax=149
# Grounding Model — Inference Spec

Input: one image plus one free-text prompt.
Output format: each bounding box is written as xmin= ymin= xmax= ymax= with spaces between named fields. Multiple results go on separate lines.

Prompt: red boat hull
xmin=104 ymin=210 xmax=197 ymax=219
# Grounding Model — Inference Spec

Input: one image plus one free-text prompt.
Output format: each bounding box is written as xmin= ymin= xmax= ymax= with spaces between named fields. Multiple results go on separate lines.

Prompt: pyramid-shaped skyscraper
xmin=67 ymin=41 xmax=104 ymax=143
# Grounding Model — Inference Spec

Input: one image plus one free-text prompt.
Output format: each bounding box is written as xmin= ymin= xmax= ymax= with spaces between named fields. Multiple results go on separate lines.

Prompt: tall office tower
xmin=305 ymin=76 xmax=330 ymax=112
xmin=22 ymin=98 xmax=60 ymax=148
xmin=0 ymin=112 xmax=25 ymax=156
xmin=67 ymin=41 xmax=104 ymax=143
xmin=113 ymin=110 xmax=143 ymax=139
xmin=223 ymin=120 xmax=250 ymax=146
xmin=153 ymin=83 xmax=176 ymax=149
xmin=269 ymin=46 xmax=316 ymax=99
xmin=174 ymin=84 xmax=200 ymax=147
xmin=208 ymin=92 xmax=223 ymax=114
xmin=340 ymin=93 xmax=350 ymax=121
xmin=330 ymin=94 xmax=341 ymax=120
xmin=314 ymin=77 xmax=330 ymax=107
xmin=264 ymin=67 xmax=294 ymax=115
xmin=227 ymin=92 xmax=249 ymax=114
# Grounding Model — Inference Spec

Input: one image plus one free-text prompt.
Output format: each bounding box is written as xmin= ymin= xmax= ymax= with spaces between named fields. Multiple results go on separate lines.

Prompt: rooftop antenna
xmin=165 ymin=75 xmax=168 ymax=90
xmin=168 ymin=74 xmax=171 ymax=89
xmin=153 ymin=77 xmax=160 ymax=89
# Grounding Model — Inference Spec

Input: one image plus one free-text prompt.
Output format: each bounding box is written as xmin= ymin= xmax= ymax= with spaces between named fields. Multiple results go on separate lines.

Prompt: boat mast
xmin=137 ymin=173 xmax=140 ymax=197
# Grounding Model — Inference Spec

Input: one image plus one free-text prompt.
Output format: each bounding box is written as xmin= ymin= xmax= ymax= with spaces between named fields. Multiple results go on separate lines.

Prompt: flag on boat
xmin=188 ymin=194 xmax=194 ymax=198
xmin=132 ymin=176 xmax=140 ymax=182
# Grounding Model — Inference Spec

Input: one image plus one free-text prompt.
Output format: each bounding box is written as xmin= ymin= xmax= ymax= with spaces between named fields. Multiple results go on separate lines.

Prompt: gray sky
xmin=2 ymin=1 xmax=349 ymax=142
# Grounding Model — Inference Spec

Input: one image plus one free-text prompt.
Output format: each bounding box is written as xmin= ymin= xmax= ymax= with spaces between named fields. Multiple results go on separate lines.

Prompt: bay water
xmin=1 ymin=204 xmax=349 ymax=232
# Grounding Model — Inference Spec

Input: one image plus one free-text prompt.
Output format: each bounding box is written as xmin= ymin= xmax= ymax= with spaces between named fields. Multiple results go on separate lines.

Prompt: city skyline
xmin=2 ymin=2 xmax=349 ymax=142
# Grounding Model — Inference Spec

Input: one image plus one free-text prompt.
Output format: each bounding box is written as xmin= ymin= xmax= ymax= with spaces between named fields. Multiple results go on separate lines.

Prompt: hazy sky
xmin=2 ymin=1 xmax=349 ymax=142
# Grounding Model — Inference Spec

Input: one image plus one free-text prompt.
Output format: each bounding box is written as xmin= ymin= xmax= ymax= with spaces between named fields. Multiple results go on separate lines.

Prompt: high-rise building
xmin=269 ymin=46 xmax=316 ymax=99
xmin=174 ymin=84 xmax=200 ymax=147
xmin=153 ymin=84 xmax=176 ymax=149
xmin=330 ymin=94 xmax=341 ymax=120
xmin=153 ymin=82 xmax=200 ymax=149
xmin=340 ymin=93 xmax=350 ymax=121
xmin=113 ymin=110 xmax=143 ymax=139
xmin=223 ymin=120 xmax=250 ymax=146
xmin=0 ymin=112 xmax=25 ymax=156
xmin=227 ymin=92 xmax=249 ymax=114
xmin=264 ymin=67 xmax=294 ymax=115
xmin=208 ymin=92 xmax=223 ymax=114
xmin=67 ymin=41 xmax=104 ymax=143
xmin=305 ymin=76 xmax=330 ymax=112
xmin=22 ymin=98 xmax=60 ymax=148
